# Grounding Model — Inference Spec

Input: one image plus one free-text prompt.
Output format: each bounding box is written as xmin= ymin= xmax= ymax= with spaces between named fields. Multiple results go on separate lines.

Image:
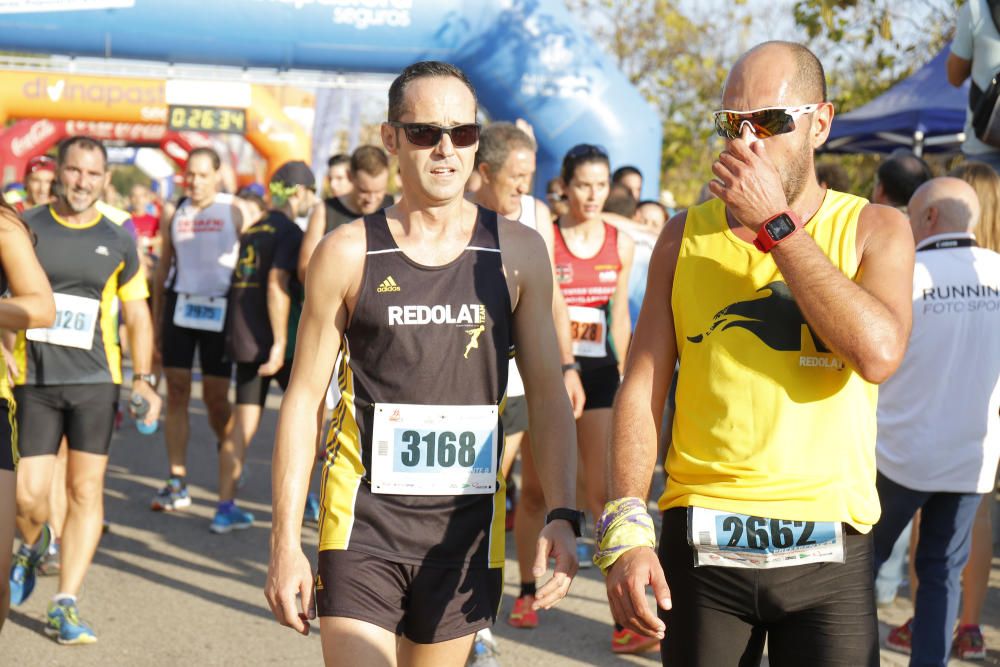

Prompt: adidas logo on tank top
xmin=377 ymin=275 xmax=401 ymax=293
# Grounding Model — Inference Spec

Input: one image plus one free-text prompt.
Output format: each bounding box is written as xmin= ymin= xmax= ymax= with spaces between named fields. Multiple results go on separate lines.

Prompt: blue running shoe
xmin=9 ymin=523 xmax=52 ymax=605
xmin=150 ymin=478 xmax=191 ymax=511
xmin=210 ymin=504 xmax=254 ymax=534
xmin=46 ymin=598 xmax=97 ymax=645
xmin=304 ymin=493 xmax=320 ymax=524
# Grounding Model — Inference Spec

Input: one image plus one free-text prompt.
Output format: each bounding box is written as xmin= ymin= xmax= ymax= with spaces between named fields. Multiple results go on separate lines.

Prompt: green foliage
xmin=567 ymin=0 xmax=964 ymax=205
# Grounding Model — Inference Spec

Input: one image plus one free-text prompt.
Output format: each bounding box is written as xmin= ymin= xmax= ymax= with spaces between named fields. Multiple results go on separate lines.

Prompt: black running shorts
xmin=657 ymin=507 xmax=879 ymax=667
xmin=580 ymin=364 xmax=620 ymax=411
xmin=500 ymin=394 xmax=528 ymax=436
xmin=160 ymin=290 xmax=232 ymax=378
xmin=0 ymin=399 xmax=15 ymax=471
xmin=235 ymin=362 xmax=291 ymax=406
xmin=315 ymin=549 xmax=502 ymax=644
xmin=14 ymin=384 xmax=120 ymax=457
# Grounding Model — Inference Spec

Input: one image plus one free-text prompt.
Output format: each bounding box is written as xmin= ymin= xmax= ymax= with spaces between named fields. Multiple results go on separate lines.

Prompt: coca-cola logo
xmin=10 ymin=120 xmax=57 ymax=158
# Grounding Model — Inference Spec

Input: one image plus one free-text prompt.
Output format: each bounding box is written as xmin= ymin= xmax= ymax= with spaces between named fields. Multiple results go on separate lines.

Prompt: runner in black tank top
xmin=266 ymin=62 xmax=580 ymax=666
xmin=321 ymin=207 xmax=511 ymax=567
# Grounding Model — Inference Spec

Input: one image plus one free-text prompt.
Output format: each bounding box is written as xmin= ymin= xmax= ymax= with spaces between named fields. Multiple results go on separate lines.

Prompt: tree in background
xmin=568 ymin=0 xmax=961 ymax=205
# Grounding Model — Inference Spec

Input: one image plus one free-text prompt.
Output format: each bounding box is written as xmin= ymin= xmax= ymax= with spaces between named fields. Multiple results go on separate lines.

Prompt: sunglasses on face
xmin=388 ymin=121 xmax=481 ymax=148
xmin=713 ymin=104 xmax=821 ymax=140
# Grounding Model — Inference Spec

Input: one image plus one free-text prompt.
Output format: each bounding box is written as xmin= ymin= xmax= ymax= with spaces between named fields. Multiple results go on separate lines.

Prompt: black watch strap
xmin=545 ymin=507 xmax=584 ymax=537
xmin=561 ymin=362 xmax=582 ymax=373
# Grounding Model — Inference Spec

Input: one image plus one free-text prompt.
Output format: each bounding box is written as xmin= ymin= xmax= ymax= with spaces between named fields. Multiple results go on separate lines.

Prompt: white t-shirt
xmin=507 ymin=194 xmax=540 ymax=399
xmin=952 ymin=0 xmax=1000 ymax=156
xmin=170 ymin=193 xmax=240 ymax=297
xmin=877 ymin=233 xmax=1000 ymax=493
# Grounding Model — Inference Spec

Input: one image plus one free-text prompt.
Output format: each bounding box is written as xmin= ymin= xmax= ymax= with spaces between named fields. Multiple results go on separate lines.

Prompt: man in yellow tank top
xmin=599 ymin=41 xmax=916 ymax=666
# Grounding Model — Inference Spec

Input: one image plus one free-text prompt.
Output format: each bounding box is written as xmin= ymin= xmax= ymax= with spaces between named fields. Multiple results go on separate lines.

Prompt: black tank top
xmin=319 ymin=206 xmax=513 ymax=568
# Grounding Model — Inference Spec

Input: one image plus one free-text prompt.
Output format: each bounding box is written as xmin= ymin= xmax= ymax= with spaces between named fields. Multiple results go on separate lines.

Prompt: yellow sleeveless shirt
xmin=660 ymin=190 xmax=879 ymax=532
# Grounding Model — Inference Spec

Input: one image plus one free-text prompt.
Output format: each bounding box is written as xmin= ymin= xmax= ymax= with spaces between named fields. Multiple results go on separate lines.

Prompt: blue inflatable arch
xmin=0 ymin=0 xmax=662 ymax=200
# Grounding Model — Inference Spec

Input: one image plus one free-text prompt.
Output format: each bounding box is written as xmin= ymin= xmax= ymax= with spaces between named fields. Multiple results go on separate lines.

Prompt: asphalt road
xmin=4 ymin=381 xmax=1000 ymax=665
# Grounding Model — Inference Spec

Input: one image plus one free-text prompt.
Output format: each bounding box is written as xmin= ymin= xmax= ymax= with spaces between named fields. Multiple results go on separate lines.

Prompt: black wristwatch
xmin=545 ymin=507 xmax=584 ymax=537
xmin=560 ymin=362 xmax=582 ymax=374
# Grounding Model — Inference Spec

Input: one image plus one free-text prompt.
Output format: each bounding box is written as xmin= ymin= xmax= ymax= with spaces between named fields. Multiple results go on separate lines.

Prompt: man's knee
xmin=15 ymin=469 xmax=50 ymax=516
xmin=165 ymin=371 xmax=192 ymax=406
xmin=66 ymin=472 xmax=104 ymax=507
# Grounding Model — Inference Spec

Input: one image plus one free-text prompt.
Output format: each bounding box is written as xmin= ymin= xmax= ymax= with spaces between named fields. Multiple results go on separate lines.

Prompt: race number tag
xmin=26 ymin=292 xmax=99 ymax=350
xmin=688 ymin=507 xmax=844 ymax=569
xmin=173 ymin=293 xmax=227 ymax=332
xmin=371 ymin=403 xmax=498 ymax=495
xmin=568 ymin=306 xmax=606 ymax=358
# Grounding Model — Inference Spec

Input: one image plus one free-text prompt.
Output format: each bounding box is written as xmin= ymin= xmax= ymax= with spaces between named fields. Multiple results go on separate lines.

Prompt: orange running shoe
xmin=611 ymin=627 xmax=661 ymax=654
xmin=507 ymin=595 xmax=539 ymax=629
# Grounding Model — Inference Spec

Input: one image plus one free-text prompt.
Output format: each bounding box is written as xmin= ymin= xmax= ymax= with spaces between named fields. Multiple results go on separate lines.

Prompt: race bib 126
xmin=688 ymin=507 xmax=844 ymax=569
xmin=26 ymin=292 xmax=99 ymax=350
xmin=370 ymin=403 xmax=498 ymax=495
xmin=173 ymin=293 xmax=227 ymax=332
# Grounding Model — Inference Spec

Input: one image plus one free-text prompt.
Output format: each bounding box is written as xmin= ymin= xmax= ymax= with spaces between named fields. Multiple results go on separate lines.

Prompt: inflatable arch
xmin=0 ymin=0 xmax=662 ymax=200
xmin=0 ymin=70 xmax=310 ymax=177
xmin=0 ymin=117 xmax=214 ymax=184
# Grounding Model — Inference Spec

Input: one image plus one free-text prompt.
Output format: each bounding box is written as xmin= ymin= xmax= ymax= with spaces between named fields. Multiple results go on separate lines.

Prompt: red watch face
xmin=766 ymin=214 xmax=797 ymax=241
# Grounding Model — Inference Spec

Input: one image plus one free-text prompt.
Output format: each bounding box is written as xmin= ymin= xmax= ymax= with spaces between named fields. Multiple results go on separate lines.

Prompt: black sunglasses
xmin=388 ymin=121 xmax=481 ymax=148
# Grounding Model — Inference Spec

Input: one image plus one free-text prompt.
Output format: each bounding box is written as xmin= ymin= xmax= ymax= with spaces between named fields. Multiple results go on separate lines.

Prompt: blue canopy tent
xmin=823 ymin=46 xmax=970 ymax=156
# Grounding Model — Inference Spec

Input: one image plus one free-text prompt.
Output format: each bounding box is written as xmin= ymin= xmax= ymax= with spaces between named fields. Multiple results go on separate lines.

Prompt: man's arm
xmin=948 ymin=53 xmax=972 ymax=87
xmin=152 ymin=214 xmax=173 ymax=339
xmin=611 ymin=231 xmax=634 ymax=375
xmin=603 ymin=213 xmax=685 ymax=640
xmin=770 ymin=204 xmax=914 ymax=383
xmin=533 ymin=199 xmax=585 ymax=415
xmin=258 ymin=267 xmax=292 ymax=377
xmin=505 ymin=222 xmax=579 ymax=610
xmin=712 ymin=139 xmax=913 ymax=383
xmin=265 ymin=222 xmax=365 ymax=635
xmin=298 ymin=203 xmax=326 ymax=283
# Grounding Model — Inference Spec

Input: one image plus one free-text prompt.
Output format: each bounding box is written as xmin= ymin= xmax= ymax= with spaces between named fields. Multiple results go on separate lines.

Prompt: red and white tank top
xmin=553 ymin=221 xmax=621 ymax=368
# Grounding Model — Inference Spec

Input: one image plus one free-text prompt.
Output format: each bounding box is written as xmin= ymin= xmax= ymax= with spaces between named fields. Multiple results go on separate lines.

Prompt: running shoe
xmin=886 ymin=617 xmax=912 ymax=654
xmin=611 ymin=627 xmax=660 ymax=654
xmin=150 ymin=478 xmax=191 ymax=511
xmin=576 ymin=540 xmax=593 ymax=569
xmin=507 ymin=595 xmax=539 ymax=629
xmin=466 ymin=630 xmax=500 ymax=667
xmin=304 ymin=493 xmax=320 ymax=524
xmin=9 ymin=523 xmax=52 ymax=605
xmin=46 ymin=598 xmax=97 ymax=645
xmin=955 ymin=624 xmax=986 ymax=660
xmin=210 ymin=504 xmax=255 ymax=534
xmin=37 ymin=539 xmax=61 ymax=576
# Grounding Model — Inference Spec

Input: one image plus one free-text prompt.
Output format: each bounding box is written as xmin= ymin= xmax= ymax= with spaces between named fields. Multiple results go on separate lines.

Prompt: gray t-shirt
xmin=953 ymin=0 xmax=1000 ymax=155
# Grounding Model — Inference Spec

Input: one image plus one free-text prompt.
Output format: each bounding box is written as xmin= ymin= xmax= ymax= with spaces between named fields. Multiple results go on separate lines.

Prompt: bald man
xmin=601 ymin=41 xmax=915 ymax=666
xmin=874 ymin=177 xmax=1000 ymax=667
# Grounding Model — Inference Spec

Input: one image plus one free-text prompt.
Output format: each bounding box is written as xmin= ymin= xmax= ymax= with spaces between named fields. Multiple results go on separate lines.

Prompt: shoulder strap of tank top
xmin=468 ymin=206 xmax=501 ymax=252
xmin=363 ymin=209 xmax=399 ymax=254
xmin=604 ymin=221 xmax=619 ymax=250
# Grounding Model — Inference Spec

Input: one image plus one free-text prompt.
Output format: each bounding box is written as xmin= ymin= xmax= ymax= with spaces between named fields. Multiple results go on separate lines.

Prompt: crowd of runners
xmin=1 ymin=36 xmax=1000 ymax=667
